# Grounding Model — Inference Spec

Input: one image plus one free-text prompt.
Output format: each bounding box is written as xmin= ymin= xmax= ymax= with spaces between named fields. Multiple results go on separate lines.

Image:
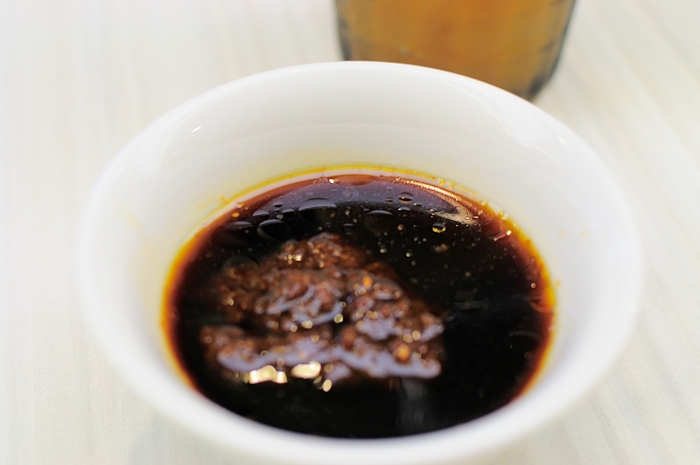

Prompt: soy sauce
xmin=165 ymin=171 xmax=554 ymax=438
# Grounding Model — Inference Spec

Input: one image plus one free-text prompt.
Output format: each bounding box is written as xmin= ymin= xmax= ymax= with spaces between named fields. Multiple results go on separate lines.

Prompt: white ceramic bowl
xmin=77 ymin=62 xmax=643 ymax=465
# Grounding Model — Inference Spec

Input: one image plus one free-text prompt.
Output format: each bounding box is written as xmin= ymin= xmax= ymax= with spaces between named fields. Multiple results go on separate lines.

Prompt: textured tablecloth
xmin=1 ymin=0 xmax=699 ymax=463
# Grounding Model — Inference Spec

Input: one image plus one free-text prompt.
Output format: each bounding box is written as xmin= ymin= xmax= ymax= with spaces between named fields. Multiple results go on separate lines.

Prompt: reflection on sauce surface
xmin=165 ymin=171 xmax=554 ymax=438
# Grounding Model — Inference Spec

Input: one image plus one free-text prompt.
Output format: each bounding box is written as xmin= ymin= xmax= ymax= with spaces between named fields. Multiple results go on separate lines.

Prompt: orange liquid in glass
xmin=336 ymin=0 xmax=576 ymax=99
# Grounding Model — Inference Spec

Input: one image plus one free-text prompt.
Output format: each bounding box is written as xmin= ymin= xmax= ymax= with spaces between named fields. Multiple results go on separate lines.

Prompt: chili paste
xmin=165 ymin=171 xmax=554 ymax=438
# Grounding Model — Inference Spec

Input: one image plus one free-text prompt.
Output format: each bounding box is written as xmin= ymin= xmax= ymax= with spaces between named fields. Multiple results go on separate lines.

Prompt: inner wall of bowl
xmin=85 ymin=65 xmax=636 ymax=462
xmin=127 ymin=66 xmax=612 ymax=366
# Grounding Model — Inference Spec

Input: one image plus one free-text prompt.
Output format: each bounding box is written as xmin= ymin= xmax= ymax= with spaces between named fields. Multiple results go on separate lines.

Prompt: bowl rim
xmin=77 ymin=61 xmax=644 ymax=465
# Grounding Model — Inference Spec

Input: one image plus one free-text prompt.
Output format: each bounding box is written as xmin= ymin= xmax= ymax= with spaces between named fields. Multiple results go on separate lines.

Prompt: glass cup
xmin=335 ymin=0 xmax=576 ymax=100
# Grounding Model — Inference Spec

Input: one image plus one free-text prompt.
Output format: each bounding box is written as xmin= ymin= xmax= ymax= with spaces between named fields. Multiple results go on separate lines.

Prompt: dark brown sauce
xmin=165 ymin=172 xmax=554 ymax=438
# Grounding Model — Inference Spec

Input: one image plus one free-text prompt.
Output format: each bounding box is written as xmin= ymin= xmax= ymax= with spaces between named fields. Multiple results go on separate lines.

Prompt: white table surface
xmin=1 ymin=0 xmax=700 ymax=464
